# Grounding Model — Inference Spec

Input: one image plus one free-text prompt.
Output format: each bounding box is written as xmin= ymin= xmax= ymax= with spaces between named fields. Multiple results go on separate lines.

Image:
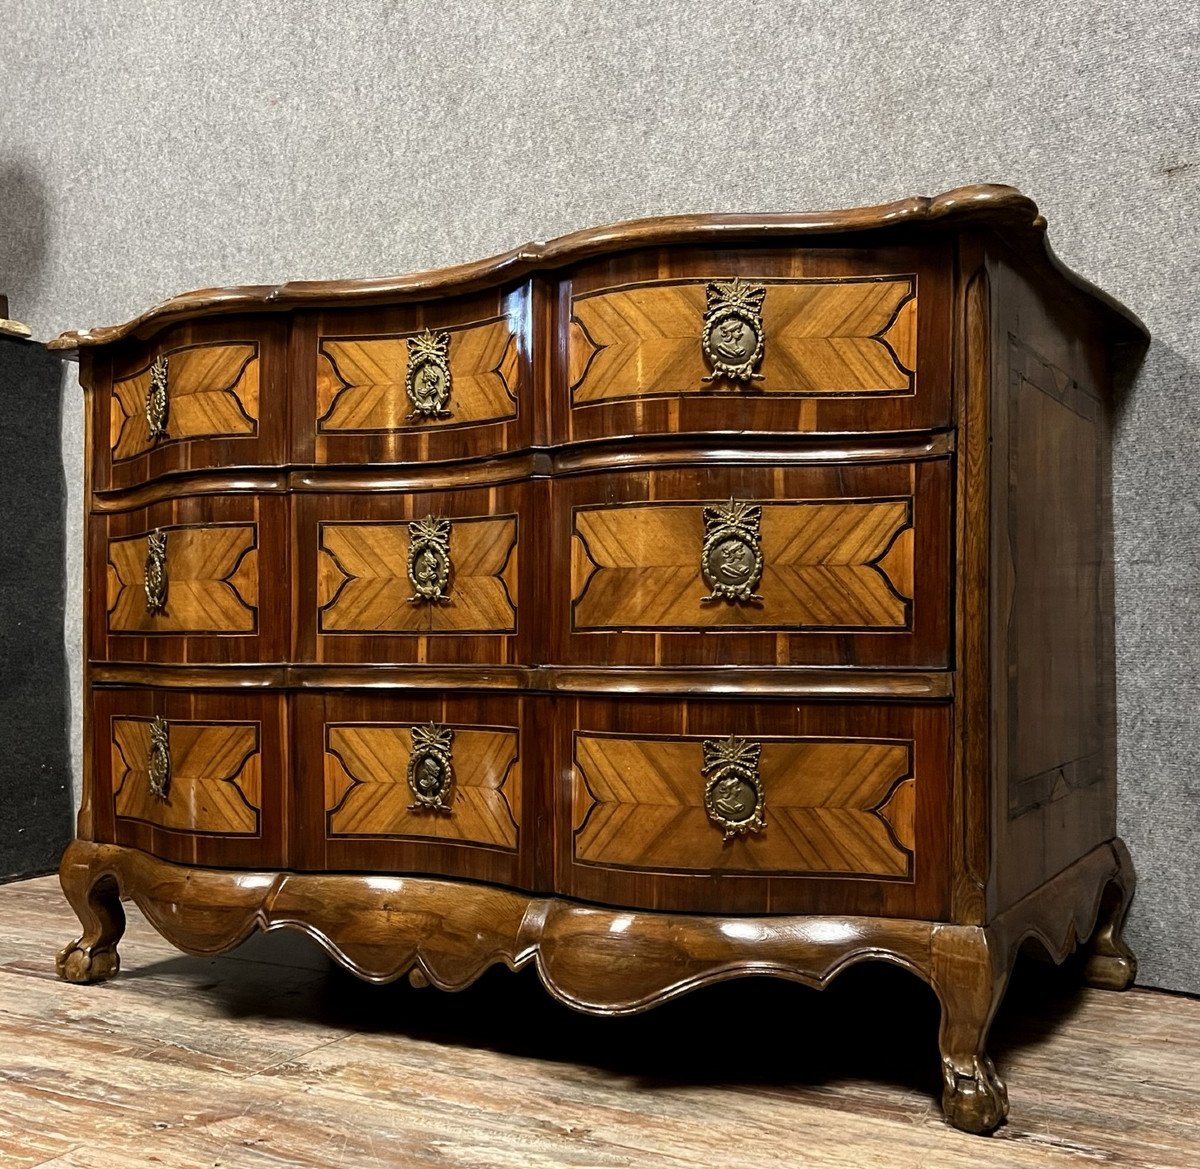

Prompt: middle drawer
xmin=294 ymin=484 xmax=538 ymax=666
xmin=553 ymin=458 xmax=950 ymax=668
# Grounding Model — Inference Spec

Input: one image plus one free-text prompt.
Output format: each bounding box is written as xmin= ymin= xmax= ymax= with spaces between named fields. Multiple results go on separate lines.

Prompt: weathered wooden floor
xmin=0 ymin=873 xmax=1196 ymax=1168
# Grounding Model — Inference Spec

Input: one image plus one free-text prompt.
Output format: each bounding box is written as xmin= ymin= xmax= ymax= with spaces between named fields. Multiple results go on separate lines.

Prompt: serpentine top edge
xmin=49 ymin=184 xmax=1148 ymax=351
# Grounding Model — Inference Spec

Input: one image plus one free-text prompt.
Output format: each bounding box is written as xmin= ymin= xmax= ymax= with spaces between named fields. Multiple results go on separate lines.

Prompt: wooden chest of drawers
xmin=52 ymin=185 xmax=1146 ymax=1134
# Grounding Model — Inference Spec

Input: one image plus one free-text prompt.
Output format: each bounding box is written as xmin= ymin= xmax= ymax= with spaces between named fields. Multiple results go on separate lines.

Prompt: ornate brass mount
xmin=701 ymin=278 xmax=766 ymax=383
xmin=406 ymin=329 xmax=453 ymax=420
xmin=407 ymin=516 xmax=452 ymax=604
xmin=702 ymin=734 xmax=765 ymax=841
xmin=408 ymin=722 xmax=454 ymax=812
xmin=144 ymin=528 xmax=168 ymax=614
xmin=700 ymin=499 xmax=764 ymax=603
xmin=147 ymin=715 xmax=171 ymax=801
xmin=146 ymin=355 xmax=170 ymax=441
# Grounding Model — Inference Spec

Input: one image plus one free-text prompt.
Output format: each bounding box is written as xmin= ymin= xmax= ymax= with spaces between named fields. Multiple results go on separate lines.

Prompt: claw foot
xmin=56 ymin=939 xmax=120 ymax=984
xmin=942 ymin=1054 xmax=1009 ymax=1134
xmin=1084 ymin=948 xmax=1137 ymax=991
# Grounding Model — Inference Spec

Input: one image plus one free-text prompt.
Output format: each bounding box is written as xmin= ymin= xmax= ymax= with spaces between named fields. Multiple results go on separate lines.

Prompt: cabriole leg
xmin=1083 ymin=838 xmax=1138 ymax=990
xmin=56 ymin=840 xmax=126 ymax=984
xmin=930 ymin=924 xmax=1011 ymax=1134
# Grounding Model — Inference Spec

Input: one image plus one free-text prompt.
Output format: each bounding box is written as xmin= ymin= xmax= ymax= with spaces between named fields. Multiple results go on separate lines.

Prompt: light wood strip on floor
xmin=1 ymin=874 xmax=1196 ymax=1168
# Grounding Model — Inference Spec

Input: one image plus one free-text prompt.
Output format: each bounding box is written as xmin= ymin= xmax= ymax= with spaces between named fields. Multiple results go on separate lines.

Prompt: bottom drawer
xmin=556 ymin=697 xmax=951 ymax=917
xmin=92 ymin=688 xmax=287 ymax=867
xmin=292 ymin=692 xmax=535 ymax=889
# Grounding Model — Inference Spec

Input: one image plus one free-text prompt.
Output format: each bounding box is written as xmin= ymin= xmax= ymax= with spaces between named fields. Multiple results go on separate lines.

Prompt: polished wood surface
xmin=60 ymin=189 xmax=1147 ymax=1135
xmin=53 ymin=838 xmax=1137 ymax=1139
xmin=555 ymin=697 xmax=951 ymax=917
xmin=7 ymin=872 xmax=1195 ymax=1169
xmin=317 ymin=515 xmax=518 ymax=634
xmin=295 ymin=485 xmax=532 ymax=666
xmin=292 ymin=692 xmax=535 ymax=888
xmin=571 ymin=732 xmax=914 ymax=875
xmin=111 ymin=716 xmax=261 ymax=835
xmin=555 ymin=460 xmax=948 ymax=667
xmin=569 ymin=276 xmax=916 ymax=402
xmin=295 ymin=285 xmax=537 ymax=468
xmin=106 ymin=521 xmax=258 ymax=633
xmin=90 ymin=493 xmax=288 ymax=664
xmin=110 ymin=340 xmax=258 ymax=459
xmin=317 ymin=318 xmax=518 ymax=431
xmin=557 ymin=242 xmax=953 ymax=443
xmin=90 ymin=315 xmax=288 ymax=493
xmin=324 ymin=723 xmax=520 ymax=850
xmin=571 ymin=497 xmax=912 ymax=631
xmin=89 ymin=689 xmax=287 ymax=868
xmin=985 ymin=246 xmax=1122 ymax=915
xmin=49 ymin=184 xmax=1146 ymax=350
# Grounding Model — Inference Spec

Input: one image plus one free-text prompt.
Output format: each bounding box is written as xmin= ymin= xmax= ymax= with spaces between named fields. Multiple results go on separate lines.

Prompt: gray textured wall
xmin=1 ymin=1 xmax=1196 ymax=991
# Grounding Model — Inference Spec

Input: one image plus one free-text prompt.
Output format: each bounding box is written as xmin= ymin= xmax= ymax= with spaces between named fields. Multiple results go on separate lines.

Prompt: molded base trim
xmin=57 ymin=837 xmax=1135 ymax=1134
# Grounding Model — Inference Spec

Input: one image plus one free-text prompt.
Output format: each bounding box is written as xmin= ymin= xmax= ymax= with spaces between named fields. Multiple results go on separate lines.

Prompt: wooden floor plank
xmin=2 ymin=875 xmax=1197 ymax=1168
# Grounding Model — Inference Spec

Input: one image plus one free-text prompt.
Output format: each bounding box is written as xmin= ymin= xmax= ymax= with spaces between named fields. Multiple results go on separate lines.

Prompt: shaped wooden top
xmin=50 ymin=184 xmax=1148 ymax=352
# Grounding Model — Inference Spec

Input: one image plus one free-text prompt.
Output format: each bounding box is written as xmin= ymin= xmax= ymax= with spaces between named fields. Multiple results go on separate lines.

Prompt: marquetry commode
xmin=52 ymin=185 xmax=1145 ymax=1134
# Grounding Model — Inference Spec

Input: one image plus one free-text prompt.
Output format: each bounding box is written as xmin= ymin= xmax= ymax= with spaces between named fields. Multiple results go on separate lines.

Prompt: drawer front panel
xmin=570 ymin=278 xmax=915 ymax=401
xmin=556 ymin=460 xmax=949 ymax=667
xmin=557 ymin=698 xmax=951 ymax=918
xmin=96 ymin=317 xmax=287 ymax=492
xmin=107 ymin=523 xmax=258 ymax=635
xmin=557 ymin=244 xmax=951 ymax=443
xmin=573 ymin=735 xmax=913 ymax=878
xmin=293 ymin=693 xmax=534 ymax=888
xmin=294 ymin=284 xmax=536 ymax=466
xmin=92 ymin=688 xmax=287 ymax=867
xmin=90 ymin=494 xmax=288 ymax=664
xmin=296 ymin=485 xmax=535 ymax=665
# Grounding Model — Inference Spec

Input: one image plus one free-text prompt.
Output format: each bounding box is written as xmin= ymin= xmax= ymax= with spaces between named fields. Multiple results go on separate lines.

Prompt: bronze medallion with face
xmin=700 ymin=499 xmax=763 ymax=603
xmin=405 ymin=328 xmax=453 ymax=419
xmin=407 ymin=722 xmax=454 ymax=811
xmin=710 ymin=775 xmax=758 ymax=822
xmin=700 ymin=278 xmax=766 ymax=383
xmin=704 ymin=533 xmax=757 ymax=592
xmin=701 ymin=734 xmax=765 ymax=841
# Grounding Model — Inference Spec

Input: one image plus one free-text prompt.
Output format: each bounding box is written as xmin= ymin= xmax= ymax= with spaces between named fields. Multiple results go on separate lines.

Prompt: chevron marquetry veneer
xmin=55 ymin=186 xmax=1145 ymax=1136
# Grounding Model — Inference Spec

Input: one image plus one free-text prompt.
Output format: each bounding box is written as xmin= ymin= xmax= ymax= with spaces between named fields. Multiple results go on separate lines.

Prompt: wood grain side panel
xmin=986 ymin=244 xmax=1120 ymax=916
xmin=317 ymin=318 xmax=517 ymax=431
xmin=1005 ymin=347 xmax=1104 ymax=817
xmin=572 ymin=499 xmax=911 ymax=632
xmin=570 ymin=278 xmax=915 ymax=403
xmin=555 ymin=698 xmax=952 ymax=918
xmin=90 ymin=689 xmax=286 ymax=868
xmin=325 ymin=724 xmax=519 ymax=849
xmin=112 ymin=718 xmax=260 ymax=834
xmin=572 ymin=733 xmax=913 ymax=877
xmin=951 ymin=241 xmax=992 ymax=925
xmin=292 ymin=693 xmax=534 ymax=889
xmin=111 ymin=342 xmax=258 ymax=458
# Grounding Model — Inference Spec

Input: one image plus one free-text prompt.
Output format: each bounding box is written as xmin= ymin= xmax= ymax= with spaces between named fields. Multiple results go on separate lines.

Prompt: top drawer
xmin=292 ymin=284 xmax=534 ymax=466
xmin=557 ymin=243 xmax=952 ymax=443
xmin=95 ymin=316 xmax=288 ymax=493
